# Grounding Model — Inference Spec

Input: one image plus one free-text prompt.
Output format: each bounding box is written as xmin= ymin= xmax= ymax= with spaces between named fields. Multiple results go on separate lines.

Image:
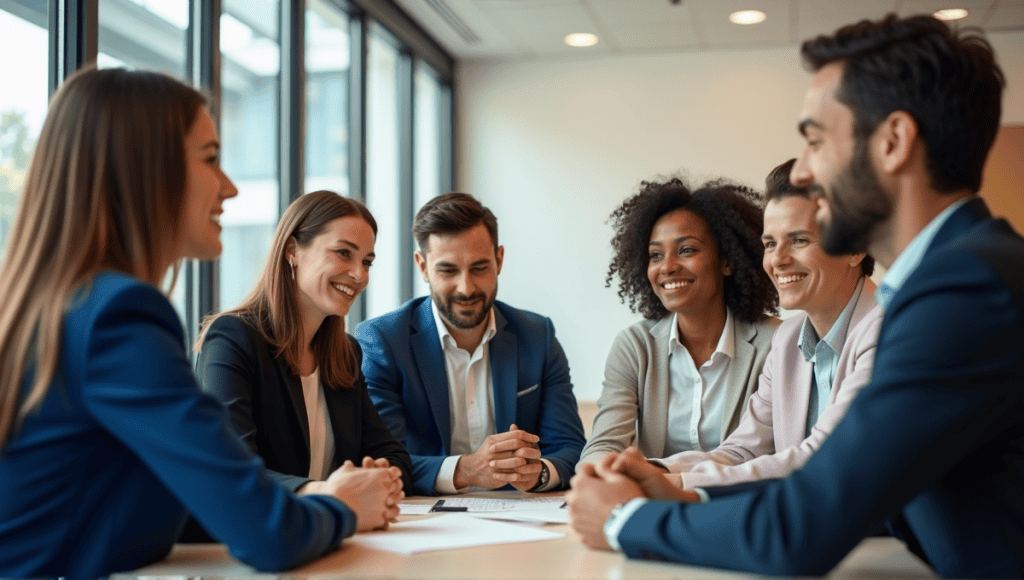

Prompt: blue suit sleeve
xmin=81 ymin=284 xmax=355 ymax=571
xmin=617 ymin=254 xmax=1022 ymax=576
xmin=357 ymin=320 xmax=446 ymax=495
xmin=536 ymin=318 xmax=586 ymax=488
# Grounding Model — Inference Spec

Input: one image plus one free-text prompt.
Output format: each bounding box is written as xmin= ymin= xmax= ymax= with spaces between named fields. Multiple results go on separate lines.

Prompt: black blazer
xmin=197 ymin=314 xmax=413 ymax=493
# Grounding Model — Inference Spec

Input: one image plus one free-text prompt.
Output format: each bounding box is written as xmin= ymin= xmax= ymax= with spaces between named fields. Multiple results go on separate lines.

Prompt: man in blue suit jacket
xmin=358 ymin=193 xmax=585 ymax=496
xmin=567 ymin=14 xmax=1024 ymax=579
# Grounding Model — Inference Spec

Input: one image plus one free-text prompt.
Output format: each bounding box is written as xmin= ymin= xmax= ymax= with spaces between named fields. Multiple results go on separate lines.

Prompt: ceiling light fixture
xmin=729 ymin=10 xmax=767 ymax=25
xmin=934 ymin=8 xmax=968 ymax=21
xmin=565 ymin=33 xmax=599 ymax=47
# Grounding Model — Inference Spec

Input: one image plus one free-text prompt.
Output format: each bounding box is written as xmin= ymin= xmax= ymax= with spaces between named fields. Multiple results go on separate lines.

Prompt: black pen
xmin=430 ymin=499 xmax=468 ymax=512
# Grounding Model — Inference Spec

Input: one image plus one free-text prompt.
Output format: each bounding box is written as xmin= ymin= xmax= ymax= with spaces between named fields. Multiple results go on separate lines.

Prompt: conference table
xmin=120 ymin=491 xmax=938 ymax=579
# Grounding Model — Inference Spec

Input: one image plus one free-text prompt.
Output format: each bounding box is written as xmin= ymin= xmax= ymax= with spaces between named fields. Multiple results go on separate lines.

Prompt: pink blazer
xmin=661 ymin=279 xmax=882 ymax=489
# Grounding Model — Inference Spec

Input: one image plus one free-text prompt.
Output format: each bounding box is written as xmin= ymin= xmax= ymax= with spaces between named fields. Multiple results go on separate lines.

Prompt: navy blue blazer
xmin=356 ymin=297 xmax=586 ymax=496
xmin=0 ymin=273 xmax=355 ymax=579
xmin=616 ymin=199 xmax=1024 ymax=578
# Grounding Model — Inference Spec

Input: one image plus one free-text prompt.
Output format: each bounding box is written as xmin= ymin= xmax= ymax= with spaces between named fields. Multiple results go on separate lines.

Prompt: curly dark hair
xmin=607 ymin=177 xmax=778 ymax=322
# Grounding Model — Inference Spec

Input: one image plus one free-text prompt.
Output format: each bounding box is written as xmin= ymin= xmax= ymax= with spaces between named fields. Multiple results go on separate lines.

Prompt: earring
xmin=289 ymin=260 xmax=296 ymax=280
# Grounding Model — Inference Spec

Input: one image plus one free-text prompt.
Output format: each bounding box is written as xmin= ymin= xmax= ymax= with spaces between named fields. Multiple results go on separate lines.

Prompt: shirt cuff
xmin=433 ymin=455 xmax=469 ymax=495
xmin=536 ymin=458 xmax=560 ymax=492
xmin=693 ymin=487 xmax=710 ymax=503
xmin=604 ymin=497 xmax=648 ymax=552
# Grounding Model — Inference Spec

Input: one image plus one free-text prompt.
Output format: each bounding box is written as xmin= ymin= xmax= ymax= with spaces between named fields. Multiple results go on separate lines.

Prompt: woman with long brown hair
xmin=193 ymin=190 xmax=412 ymax=510
xmin=0 ymin=67 xmax=395 ymax=579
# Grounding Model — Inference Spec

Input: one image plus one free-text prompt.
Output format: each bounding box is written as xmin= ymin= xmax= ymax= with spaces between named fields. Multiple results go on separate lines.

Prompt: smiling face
xmin=415 ymin=223 xmax=504 ymax=331
xmin=790 ymin=62 xmax=893 ymax=257
xmin=646 ymin=209 xmax=729 ymax=317
xmin=762 ymin=196 xmax=863 ymax=321
xmin=179 ymin=108 xmax=238 ymax=261
xmin=288 ymin=216 xmax=375 ymax=326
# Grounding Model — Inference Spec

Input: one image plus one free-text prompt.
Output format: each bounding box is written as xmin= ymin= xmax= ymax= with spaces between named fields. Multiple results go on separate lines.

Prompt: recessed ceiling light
xmin=729 ymin=10 xmax=767 ymax=25
xmin=934 ymin=8 xmax=968 ymax=21
xmin=565 ymin=32 xmax=598 ymax=47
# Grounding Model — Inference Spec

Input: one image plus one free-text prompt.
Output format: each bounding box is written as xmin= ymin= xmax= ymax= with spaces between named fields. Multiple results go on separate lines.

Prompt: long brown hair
xmin=197 ymin=190 xmax=377 ymax=390
xmin=0 ymin=67 xmax=206 ymax=449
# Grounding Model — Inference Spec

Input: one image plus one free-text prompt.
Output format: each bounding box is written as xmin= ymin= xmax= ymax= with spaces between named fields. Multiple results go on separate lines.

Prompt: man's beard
xmin=817 ymin=138 xmax=893 ymax=256
xmin=435 ymin=288 xmax=496 ymax=330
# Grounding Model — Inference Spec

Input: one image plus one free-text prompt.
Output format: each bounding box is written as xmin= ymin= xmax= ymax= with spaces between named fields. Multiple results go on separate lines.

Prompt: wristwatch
xmin=528 ymin=461 xmax=550 ymax=492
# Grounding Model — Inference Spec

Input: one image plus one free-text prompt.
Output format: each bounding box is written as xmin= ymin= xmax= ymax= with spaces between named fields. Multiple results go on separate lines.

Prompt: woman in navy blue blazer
xmin=192 ymin=191 xmax=412 ymax=510
xmin=0 ymin=67 xmax=396 ymax=579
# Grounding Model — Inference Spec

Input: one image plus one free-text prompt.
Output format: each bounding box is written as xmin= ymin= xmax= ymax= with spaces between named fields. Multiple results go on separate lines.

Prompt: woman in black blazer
xmin=195 ymin=191 xmax=412 ymax=502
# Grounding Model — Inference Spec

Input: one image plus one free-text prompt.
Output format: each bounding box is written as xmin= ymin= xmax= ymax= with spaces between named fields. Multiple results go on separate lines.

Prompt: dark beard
xmin=818 ymin=138 xmax=893 ymax=256
xmin=436 ymin=291 xmax=495 ymax=330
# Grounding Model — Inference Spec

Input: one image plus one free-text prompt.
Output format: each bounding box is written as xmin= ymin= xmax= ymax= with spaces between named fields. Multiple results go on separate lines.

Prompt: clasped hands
xmin=566 ymin=447 xmax=701 ymax=551
xmin=299 ymin=456 xmax=404 ymax=531
xmin=454 ymin=424 xmax=545 ymax=491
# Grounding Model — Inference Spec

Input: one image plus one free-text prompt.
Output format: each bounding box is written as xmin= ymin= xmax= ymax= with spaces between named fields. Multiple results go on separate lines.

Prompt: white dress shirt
xmin=431 ymin=300 xmax=559 ymax=493
xmin=665 ymin=310 xmax=736 ymax=455
xmin=300 ymin=368 xmax=335 ymax=481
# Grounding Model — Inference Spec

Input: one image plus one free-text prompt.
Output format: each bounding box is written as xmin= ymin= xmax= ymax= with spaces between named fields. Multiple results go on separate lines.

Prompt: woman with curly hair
xmin=578 ymin=176 xmax=780 ymax=466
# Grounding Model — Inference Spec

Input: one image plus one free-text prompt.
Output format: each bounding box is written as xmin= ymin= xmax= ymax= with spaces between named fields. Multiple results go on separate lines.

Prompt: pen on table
xmin=430 ymin=499 xmax=468 ymax=512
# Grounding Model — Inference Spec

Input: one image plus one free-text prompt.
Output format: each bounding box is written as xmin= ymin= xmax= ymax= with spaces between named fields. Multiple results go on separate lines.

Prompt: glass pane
xmin=305 ymin=0 xmax=349 ymax=196
xmin=219 ymin=0 xmax=281 ymax=312
xmin=365 ymin=25 xmax=401 ymax=319
xmin=413 ymin=62 xmax=442 ymax=298
xmin=0 ymin=2 xmax=47 ymax=263
xmin=98 ymin=0 xmax=188 ymax=77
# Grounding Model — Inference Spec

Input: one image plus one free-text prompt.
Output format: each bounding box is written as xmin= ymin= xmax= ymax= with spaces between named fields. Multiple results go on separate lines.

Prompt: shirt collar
xmin=877 ymin=198 xmax=970 ymax=310
xmin=431 ymin=298 xmax=497 ymax=352
xmin=798 ymin=276 xmax=864 ymax=362
xmin=670 ymin=309 xmax=735 ymax=361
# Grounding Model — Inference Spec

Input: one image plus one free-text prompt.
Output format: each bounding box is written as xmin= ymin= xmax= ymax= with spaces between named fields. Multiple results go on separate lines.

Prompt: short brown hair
xmin=412 ymin=192 xmax=498 ymax=253
xmin=764 ymin=159 xmax=874 ymax=277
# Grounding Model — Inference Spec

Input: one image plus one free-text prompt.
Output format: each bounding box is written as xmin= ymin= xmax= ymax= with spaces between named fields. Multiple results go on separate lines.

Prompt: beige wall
xmin=456 ymin=32 xmax=1024 ymax=402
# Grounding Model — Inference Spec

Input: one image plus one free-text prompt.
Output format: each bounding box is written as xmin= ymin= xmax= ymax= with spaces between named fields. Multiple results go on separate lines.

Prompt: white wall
xmin=456 ymin=32 xmax=1024 ymax=403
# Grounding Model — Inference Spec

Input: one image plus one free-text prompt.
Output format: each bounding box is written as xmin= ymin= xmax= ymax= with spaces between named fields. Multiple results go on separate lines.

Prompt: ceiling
xmin=392 ymin=0 xmax=1024 ymax=61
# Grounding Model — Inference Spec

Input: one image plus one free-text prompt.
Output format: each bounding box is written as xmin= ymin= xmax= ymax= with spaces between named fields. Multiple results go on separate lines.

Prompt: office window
xmin=364 ymin=24 xmax=401 ymax=318
xmin=0 ymin=2 xmax=47 ymax=261
xmin=97 ymin=0 xmax=188 ymax=77
xmin=218 ymin=0 xmax=281 ymax=312
xmin=413 ymin=62 xmax=443 ymax=298
xmin=305 ymin=0 xmax=349 ymax=196
xmin=98 ymin=0 xmax=190 ymax=315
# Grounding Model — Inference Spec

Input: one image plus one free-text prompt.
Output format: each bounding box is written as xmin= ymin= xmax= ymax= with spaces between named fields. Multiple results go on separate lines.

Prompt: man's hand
xmin=453 ymin=424 xmax=542 ymax=489
xmin=566 ymin=459 xmax=644 ymax=551
xmin=302 ymin=459 xmax=404 ymax=531
xmin=610 ymin=447 xmax=700 ymax=502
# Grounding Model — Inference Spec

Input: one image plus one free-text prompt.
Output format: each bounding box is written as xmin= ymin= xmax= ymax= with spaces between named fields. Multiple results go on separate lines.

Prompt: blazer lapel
xmin=648 ymin=316 xmax=674 ymax=457
xmin=720 ymin=319 xmax=758 ymax=441
xmin=281 ymin=368 xmax=311 ymax=466
xmin=788 ymin=327 xmax=814 ymax=447
xmin=411 ymin=299 xmax=453 ymax=452
xmin=490 ymin=308 xmax=518 ymax=433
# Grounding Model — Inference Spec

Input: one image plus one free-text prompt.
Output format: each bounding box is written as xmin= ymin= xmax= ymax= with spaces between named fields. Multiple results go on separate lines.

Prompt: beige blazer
xmin=578 ymin=314 xmax=780 ymax=466
xmin=662 ymin=279 xmax=882 ymax=489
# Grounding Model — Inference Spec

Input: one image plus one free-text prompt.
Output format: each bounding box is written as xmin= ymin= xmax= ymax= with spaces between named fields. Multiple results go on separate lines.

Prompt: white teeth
xmin=332 ymin=283 xmax=354 ymax=296
xmin=210 ymin=214 xmax=220 ymax=224
xmin=663 ymin=281 xmax=692 ymax=290
xmin=777 ymin=274 xmax=806 ymax=284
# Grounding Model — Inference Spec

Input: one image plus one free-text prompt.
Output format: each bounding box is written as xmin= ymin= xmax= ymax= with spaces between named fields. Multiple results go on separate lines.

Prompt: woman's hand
xmin=305 ymin=460 xmax=403 ymax=531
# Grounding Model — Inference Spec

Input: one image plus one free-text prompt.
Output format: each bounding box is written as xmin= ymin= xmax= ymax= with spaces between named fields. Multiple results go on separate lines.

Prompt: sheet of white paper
xmin=466 ymin=508 xmax=570 ymax=525
xmin=348 ymin=514 xmax=564 ymax=554
xmin=398 ymin=503 xmax=433 ymax=515
xmin=431 ymin=496 xmax=566 ymax=512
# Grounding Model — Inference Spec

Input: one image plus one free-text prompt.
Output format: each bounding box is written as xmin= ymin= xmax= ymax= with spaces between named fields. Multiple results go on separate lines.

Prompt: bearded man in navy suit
xmin=567 ymin=14 xmax=1024 ymax=579
xmin=358 ymin=193 xmax=585 ymax=496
